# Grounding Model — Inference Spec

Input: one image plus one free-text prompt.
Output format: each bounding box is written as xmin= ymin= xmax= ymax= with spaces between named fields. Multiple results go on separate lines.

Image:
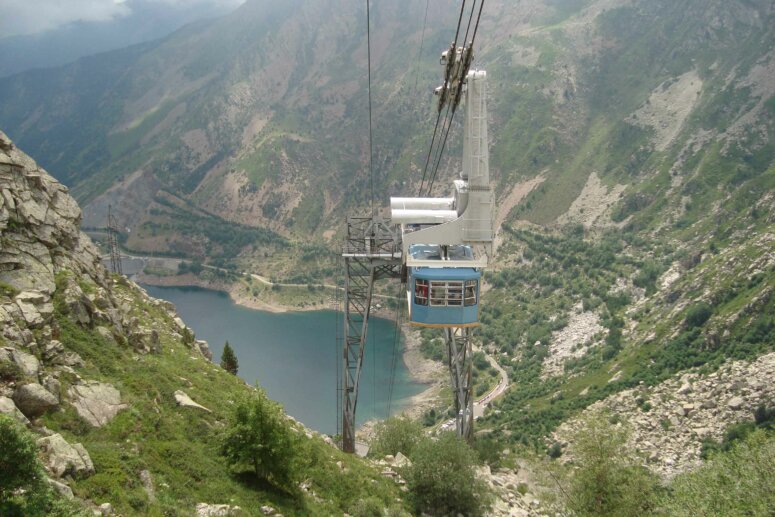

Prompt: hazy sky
xmin=0 ymin=0 xmax=245 ymax=37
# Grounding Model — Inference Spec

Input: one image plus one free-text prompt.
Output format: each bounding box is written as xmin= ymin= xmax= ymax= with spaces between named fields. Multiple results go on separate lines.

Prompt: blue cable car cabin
xmin=406 ymin=245 xmax=481 ymax=328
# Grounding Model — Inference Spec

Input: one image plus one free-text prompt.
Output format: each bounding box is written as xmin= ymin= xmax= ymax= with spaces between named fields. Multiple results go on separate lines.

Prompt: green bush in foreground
xmin=368 ymin=416 xmax=424 ymax=459
xmin=405 ymin=432 xmax=491 ymax=517
xmin=659 ymin=430 xmax=775 ymax=517
xmin=0 ymin=415 xmax=86 ymax=516
xmin=220 ymin=388 xmax=302 ymax=491
xmin=0 ymin=414 xmax=49 ymax=514
xmin=562 ymin=413 xmax=659 ymax=517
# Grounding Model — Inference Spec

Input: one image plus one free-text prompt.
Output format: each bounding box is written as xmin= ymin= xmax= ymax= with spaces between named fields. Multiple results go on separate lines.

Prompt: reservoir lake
xmin=142 ymin=285 xmax=425 ymax=435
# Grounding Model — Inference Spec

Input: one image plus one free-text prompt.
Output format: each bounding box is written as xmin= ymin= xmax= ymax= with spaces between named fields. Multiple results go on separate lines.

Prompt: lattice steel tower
xmin=107 ymin=205 xmax=123 ymax=275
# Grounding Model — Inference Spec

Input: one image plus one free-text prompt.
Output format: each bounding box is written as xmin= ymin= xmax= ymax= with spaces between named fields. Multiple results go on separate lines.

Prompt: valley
xmin=0 ymin=0 xmax=773 ymax=515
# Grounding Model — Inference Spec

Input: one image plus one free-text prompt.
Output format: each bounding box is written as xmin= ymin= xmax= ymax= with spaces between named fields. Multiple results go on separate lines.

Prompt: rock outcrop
xmin=37 ymin=433 xmax=95 ymax=479
xmin=0 ymin=131 xmax=102 ymax=296
xmin=195 ymin=503 xmax=242 ymax=516
xmin=0 ymin=395 xmax=30 ymax=424
xmin=554 ymin=352 xmax=775 ymax=478
xmin=68 ymin=382 xmax=127 ymax=427
xmin=13 ymin=382 xmax=59 ymax=417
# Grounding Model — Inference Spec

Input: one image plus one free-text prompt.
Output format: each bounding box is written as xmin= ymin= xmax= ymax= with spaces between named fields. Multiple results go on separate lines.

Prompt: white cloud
xmin=0 ymin=0 xmax=244 ymax=38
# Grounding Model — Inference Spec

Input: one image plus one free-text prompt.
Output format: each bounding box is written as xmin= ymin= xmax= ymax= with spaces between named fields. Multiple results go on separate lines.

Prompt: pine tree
xmin=220 ymin=341 xmax=238 ymax=375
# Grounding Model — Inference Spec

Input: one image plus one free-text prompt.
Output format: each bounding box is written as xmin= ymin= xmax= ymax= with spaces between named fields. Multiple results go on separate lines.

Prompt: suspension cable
xmin=426 ymin=109 xmax=455 ymax=194
xmin=424 ymin=0 xmax=486 ymax=195
xmin=366 ymin=0 xmax=375 ymax=217
xmin=417 ymin=111 xmax=444 ymax=196
xmin=417 ymin=0 xmax=468 ymax=196
xmin=386 ymin=280 xmax=406 ymax=417
xmin=413 ymin=0 xmax=431 ymax=91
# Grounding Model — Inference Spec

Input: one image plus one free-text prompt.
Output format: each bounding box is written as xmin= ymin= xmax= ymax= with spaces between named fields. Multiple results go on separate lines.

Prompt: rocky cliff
xmin=0 ymin=130 xmax=215 ymax=508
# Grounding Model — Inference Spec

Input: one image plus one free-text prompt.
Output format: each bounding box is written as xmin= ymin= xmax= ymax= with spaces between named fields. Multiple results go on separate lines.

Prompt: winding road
xmin=439 ymin=348 xmax=509 ymax=432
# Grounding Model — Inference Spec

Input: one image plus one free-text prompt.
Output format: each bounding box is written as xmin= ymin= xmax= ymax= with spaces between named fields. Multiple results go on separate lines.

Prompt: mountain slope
xmin=0 ymin=131 xmax=410 ymax=515
xmin=0 ymin=0 xmax=772 ymax=268
xmin=0 ymin=0 xmax=239 ymax=78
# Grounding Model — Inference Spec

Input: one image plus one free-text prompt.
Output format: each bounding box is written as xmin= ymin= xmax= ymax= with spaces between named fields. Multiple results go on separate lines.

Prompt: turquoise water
xmin=142 ymin=285 xmax=425 ymax=435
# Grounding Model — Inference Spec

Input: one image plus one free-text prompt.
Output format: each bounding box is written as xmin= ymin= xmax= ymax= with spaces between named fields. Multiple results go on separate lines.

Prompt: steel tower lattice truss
xmin=340 ymin=217 xmax=401 ymax=453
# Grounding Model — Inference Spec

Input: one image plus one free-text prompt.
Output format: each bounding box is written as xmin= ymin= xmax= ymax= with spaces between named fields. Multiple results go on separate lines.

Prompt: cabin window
xmin=414 ymin=279 xmax=429 ymax=306
xmin=428 ymin=280 xmax=465 ymax=306
xmin=464 ymin=280 xmax=478 ymax=306
xmin=447 ymin=282 xmax=463 ymax=306
xmin=430 ymin=282 xmax=446 ymax=306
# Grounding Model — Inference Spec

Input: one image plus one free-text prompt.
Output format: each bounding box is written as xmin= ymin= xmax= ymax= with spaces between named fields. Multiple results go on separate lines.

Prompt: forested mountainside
xmin=0 ymin=0 xmax=769 ymax=266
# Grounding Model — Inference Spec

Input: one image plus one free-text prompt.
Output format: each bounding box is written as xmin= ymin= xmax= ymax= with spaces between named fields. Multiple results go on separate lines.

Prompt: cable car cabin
xmin=406 ymin=245 xmax=481 ymax=328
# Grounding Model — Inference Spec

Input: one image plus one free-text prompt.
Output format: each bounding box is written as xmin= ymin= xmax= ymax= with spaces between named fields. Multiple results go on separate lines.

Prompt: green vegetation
xmin=0 ymin=414 xmax=49 ymax=514
xmin=550 ymin=416 xmax=775 ymax=516
xmin=405 ymin=433 xmax=492 ymax=517
xmin=700 ymin=404 xmax=775 ymax=459
xmin=0 ymin=280 xmax=19 ymax=298
xmin=220 ymin=341 xmax=239 ymax=375
xmin=0 ymin=415 xmax=85 ymax=516
xmin=220 ymin=389 xmax=301 ymax=491
xmin=134 ymin=194 xmax=287 ymax=261
xmin=368 ymin=416 xmax=424 ymax=459
xmin=660 ymin=431 xmax=775 ymax=517
xmin=367 ymin=420 xmax=492 ymax=516
xmin=558 ymin=413 xmax=659 ymax=517
xmin=39 ymin=272 xmax=410 ymax=515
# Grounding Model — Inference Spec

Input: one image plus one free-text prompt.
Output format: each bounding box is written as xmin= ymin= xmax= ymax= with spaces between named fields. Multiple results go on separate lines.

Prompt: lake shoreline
xmin=138 ymin=274 xmax=446 ymax=434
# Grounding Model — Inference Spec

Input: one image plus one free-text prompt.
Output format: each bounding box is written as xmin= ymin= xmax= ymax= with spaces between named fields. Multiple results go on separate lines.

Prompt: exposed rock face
xmin=554 ymin=353 xmax=775 ymax=478
xmin=543 ymin=308 xmax=606 ymax=377
xmin=68 ymin=382 xmax=127 ymax=427
xmin=0 ymin=395 xmax=30 ymax=424
xmin=37 ymin=433 xmax=95 ymax=479
xmin=0 ymin=130 xmax=103 ymax=296
xmin=195 ymin=339 xmax=213 ymax=360
xmin=13 ymin=382 xmax=59 ymax=417
xmin=9 ymin=348 xmax=40 ymax=377
xmin=47 ymin=477 xmax=74 ymax=499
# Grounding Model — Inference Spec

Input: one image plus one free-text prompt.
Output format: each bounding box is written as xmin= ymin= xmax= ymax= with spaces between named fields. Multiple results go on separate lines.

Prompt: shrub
xmin=405 ymin=433 xmax=491 ymax=517
xmin=0 ymin=281 xmax=20 ymax=298
xmin=219 ymin=388 xmax=301 ymax=490
xmin=0 ymin=360 xmax=24 ymax=382
xmin=562 ymin=413 xmax=659 ymax=516
xmin=661 ymin=430 xmax=775 ymax=516
xmin=0 ymin=414 xmax=75 ymax=515
xmin=369 ymin=416 xmax=423 ymax=459
xmin=684 ymin=302 xmax=712 ymax=328
xmin=0 ymin=414 xmax=46 ymax=501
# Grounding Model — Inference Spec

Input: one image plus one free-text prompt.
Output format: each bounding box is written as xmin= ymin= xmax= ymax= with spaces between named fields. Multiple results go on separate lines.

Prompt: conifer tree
xmin=220 ymin=341 xmax=239 ymax=375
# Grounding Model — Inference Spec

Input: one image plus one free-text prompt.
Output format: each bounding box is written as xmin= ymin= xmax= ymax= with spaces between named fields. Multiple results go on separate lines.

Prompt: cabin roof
xmin=411 ymin=267 xmax=480 ymax=280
